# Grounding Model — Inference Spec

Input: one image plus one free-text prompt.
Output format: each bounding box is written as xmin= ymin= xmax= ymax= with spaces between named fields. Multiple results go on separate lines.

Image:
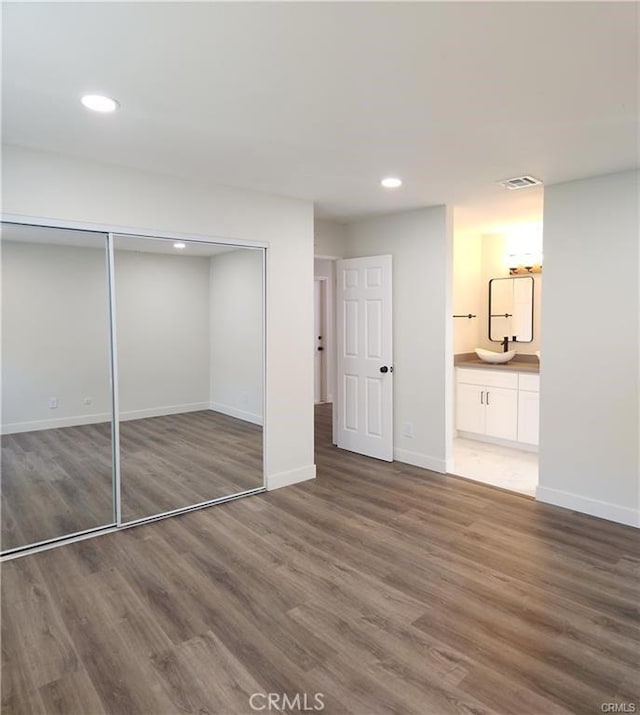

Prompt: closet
xmin=1 ymin=221 xmax=266 ymax=555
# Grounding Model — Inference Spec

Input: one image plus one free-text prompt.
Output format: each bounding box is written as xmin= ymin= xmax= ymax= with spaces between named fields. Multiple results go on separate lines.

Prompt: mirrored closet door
xmin=1 ymin=222 xmax=265 ymax=554
xmin=1 ymin=223 xmax=115 ymax=551
xmin=113 ymin=235 xmax=265 ymax=523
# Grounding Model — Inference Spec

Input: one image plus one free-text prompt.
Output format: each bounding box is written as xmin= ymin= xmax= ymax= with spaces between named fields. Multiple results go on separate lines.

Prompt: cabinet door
xmin=518 ymin=390 xmax=540 ymax=445
xmin=485 ymin=387 xmax=518 ymax=441
xmin=456 ymin=383 xmax=486 ymax=434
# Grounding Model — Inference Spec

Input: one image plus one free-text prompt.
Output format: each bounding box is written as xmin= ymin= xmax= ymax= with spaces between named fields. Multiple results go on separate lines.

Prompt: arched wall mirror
xmin=1 ymin=221 xmax=266 ymax=555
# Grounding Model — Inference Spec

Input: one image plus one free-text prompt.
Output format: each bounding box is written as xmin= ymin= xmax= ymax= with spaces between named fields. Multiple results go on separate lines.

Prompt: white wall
xmin=115 ymin=249 xmax=211 ymax=416
xmin=1 ymin=241 xmax=213 ymax=431
xmin=1 ymin=238 xmax=271 ymax=432
xmin=314 ymin=218 xmax=347 ymax=258
xmin=2 ymin=144 xmax=315 ymax=490
xmin=538 ymin=170 xmax=639 ymax=527
xmin=345 ymin=206 xmax=452 ymax=473
xmin=452 ymin=227 xmax=481 ymax=354
xmin=2 ymin=240 xmax=112 ymax=430
xmin=209 ymin=248 xmax=263 ymax=424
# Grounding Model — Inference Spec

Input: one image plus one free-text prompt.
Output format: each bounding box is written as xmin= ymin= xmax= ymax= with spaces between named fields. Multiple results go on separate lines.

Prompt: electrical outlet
xmin=48 ymin=397 xmax=58 ymax=410
xmin=403 ymin=422 xmax=414 ymax=438
xmin=83 ymin=397 xmax=92 ymax=405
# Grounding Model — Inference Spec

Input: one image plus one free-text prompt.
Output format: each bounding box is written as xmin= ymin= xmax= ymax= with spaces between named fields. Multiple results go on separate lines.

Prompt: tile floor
xmin=451 ymin=437 xmax=538 ymax=496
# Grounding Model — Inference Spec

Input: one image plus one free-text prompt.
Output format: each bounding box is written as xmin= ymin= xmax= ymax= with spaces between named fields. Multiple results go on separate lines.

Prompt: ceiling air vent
xmin=499 ymin=176 xmax=543 ymax=190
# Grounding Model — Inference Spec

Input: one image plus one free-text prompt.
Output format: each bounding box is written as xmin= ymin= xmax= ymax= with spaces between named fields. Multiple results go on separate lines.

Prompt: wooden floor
xmin=2 ymin=404 xmax=638 ymax=714
xmin=1 ymin=411 xmax=263 ymax=551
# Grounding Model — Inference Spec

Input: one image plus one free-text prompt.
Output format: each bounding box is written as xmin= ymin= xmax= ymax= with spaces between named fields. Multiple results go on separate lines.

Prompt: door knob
xmin=379 ymin=366 xmax=389 ymax=373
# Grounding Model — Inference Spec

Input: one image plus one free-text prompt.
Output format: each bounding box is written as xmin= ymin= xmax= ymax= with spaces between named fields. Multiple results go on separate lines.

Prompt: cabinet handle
xmin=486 ymin=391 xmax=490 ymax=406
xmin=480 ymin=391 xmax=484 ymax=405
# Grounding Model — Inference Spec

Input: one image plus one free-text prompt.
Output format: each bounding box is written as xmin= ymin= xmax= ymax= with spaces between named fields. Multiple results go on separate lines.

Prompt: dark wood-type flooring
xmin=2 ymin=404 xmax=638 ymax=714
xmin=1 ymin=411 xmax=263 ymax=551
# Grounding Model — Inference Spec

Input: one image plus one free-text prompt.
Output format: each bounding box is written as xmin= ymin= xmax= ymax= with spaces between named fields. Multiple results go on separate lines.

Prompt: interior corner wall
xmin=538 ymin=169 xmax=639 ymax=527
xmin=345 ymin=205 xmax=452 ymax=473
xmin=1 ymin=144 xmax=315 ymax=490
xmin=314 ymin=218 xmax=347 ymax=258
xmin=1 ymin=241 xmax=212 ymax=432
xmin=209 ymin=249 xmax=264 ymax=425
xmin=115 ymin=250 xmax=211 ymax=417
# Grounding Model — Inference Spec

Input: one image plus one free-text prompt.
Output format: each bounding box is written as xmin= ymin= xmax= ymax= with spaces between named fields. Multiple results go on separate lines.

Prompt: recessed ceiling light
xmin=173 ymin=242 xmax=186 ymax=249
xmin=381 ymin=177 xmax=402 ymax=189
xmin=81 ymin=94 xmax=119 ymax=113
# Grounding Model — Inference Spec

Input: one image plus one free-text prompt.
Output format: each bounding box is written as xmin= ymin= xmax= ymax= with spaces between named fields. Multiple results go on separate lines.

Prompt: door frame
xmin=313 ymin=275 xmax=330 ymax=404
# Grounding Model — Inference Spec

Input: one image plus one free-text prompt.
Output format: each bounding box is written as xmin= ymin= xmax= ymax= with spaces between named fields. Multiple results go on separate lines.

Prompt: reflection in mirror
xmin=1 ymin=223 xmax=114 ymax=551
xmin=113 ymin=235 xmax=264 ymax=522
xmin=489 ymin=276 xmax=534 ymax=343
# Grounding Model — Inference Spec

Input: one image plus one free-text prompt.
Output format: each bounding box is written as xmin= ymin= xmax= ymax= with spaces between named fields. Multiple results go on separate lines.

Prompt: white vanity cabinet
xmin=455 ymin=368 xmax=518 ymax=441
xmin=517 ymin=374 xmax=540 ymax=445
xmin=456 ymin=367 xmax=539 ymax=448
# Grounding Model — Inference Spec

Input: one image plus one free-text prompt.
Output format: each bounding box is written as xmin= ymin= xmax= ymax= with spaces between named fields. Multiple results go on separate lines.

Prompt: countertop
xmin=454 ymin=354 xmax=540 ymax=374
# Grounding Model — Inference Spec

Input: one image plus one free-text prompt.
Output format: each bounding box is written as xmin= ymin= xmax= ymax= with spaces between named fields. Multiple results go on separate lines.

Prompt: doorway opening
xmin=449 ymin=206 xmax=543 ymax=497
xmin=314 ymin=277 xmax=328 ymax=404
xmin=313 ymin=253 xmax=394 ymax=462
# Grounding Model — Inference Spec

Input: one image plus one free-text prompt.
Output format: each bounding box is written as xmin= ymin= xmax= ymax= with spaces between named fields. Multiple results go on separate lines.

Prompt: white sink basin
xmin=475 ymin=348 xmax=516 ymax=364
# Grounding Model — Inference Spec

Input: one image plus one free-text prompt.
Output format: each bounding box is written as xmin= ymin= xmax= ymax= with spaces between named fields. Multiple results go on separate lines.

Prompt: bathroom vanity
xmin=455 ymin=362 xmax=539 ymax=449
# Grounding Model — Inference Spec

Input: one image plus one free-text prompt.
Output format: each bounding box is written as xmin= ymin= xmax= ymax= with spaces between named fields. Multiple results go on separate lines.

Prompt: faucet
xmin=501 ymin=336 xmax=509 ymax=352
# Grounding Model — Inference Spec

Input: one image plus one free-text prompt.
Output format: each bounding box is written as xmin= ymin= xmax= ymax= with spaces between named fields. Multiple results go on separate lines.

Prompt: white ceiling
xmin=2 ymin=2 xmax=637 ymax=226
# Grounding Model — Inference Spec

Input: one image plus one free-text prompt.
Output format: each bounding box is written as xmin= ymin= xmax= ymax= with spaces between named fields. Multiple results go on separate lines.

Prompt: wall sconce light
xmin=505 ymin=223 xmax=543 ymax=275
xmin=507 ymin=255 xmax=543 ymax=275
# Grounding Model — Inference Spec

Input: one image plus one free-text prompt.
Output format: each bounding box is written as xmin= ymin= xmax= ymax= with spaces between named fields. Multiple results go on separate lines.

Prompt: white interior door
xmin=336 ymin=255 xmax=393 ymax=460
xmin=314 ymin=279 xmax=324 ymax=403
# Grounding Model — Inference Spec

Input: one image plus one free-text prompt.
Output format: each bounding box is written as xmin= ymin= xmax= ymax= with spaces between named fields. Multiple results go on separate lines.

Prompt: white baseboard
xmin=121 ymin=402 xmax=210 ymax=422
xmin=394 ymin=448 xmax=447 ymax=474
xmin=536 ymin=485 xmax=639 ymax=528
xmin=2 ymin=412 xmax=112 ymax=434
xmin=209 ymin=402 xmax=263 ymax=426
xmin=2 ymin=402 xmax=210 ymax=435
xmin=267 ymin=464 xmax=316 ymax=490
xmin=456 ymin=431 xmax=538 ymax=453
